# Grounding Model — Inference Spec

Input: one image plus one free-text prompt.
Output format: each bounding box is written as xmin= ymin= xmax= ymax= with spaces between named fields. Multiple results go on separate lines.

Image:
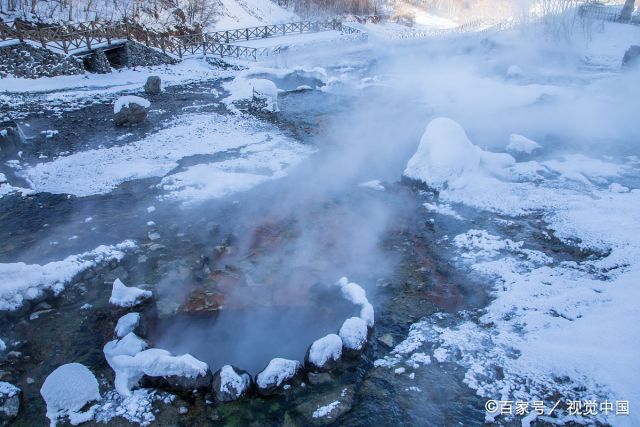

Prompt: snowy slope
xmin=211 ymin=0 xmax=298 ymax=30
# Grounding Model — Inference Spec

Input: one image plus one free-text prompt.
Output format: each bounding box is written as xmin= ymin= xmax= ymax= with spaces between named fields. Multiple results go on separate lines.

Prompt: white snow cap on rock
xmin=40 ymin=363 xmax=101 ymax=425
xmin=114 ymin=96 xmax=150 ymax=114
xmin=403 ymin=117 xmax=514 ymax=191
xmin=250 ymin=79 xmax=279 ymax=112
xmin=115 ymin=313 xmax=141 ymax=338
xmin=506 ymin=64 xmax=522 ymax=77
xmin=109 ymin=279 xmax=152 ymax=307
xmin=219 ymin=365 xmax=251 ymax=397
xmin=507 ymin=134 xmax=541 ymax=154
xmin=337 ymin=277 xmax=374 ymax=327
xmin=308 ymin=334 xmax=342 ymax=367
xmin=339 ymin=317 xmax=368 ymax=351
xmin=256 ymin=358 xmax=301 ymax=388
xmin=104 ymin=333 xmax=208 ymax=396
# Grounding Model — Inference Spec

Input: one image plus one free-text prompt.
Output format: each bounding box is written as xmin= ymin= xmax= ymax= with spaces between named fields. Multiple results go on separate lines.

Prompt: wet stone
xmin=296 ymin=384 xmax=355 ymax=425
xmin=0 ymin=382 xmax=21 ymax=424
xmin=378 ymin=333 xmax=394 ymax=348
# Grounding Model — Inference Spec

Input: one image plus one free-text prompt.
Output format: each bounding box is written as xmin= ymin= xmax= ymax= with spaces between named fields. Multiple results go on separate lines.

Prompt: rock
xmin=113 ymin=96 xmax=150 ymax=127
xmin=140 ymin=367 xmax=213 ymax=393
xmin=0 ymin=122 xmax=26 ymax=158
xmin=622 ymin=45 xmax=640 ymax=68
xmin=83 ymin=49 xmax=111 ymax=74
xmin=304 ymin=334 xmax=342 ymax=372
xmin=339 ymin=317 xmax=369 ymax=357
xmin=307 ymin=372 xmax=333 ymax=385
xmin=377 ymin=333 xmax=394 ymax=348
xmin=144 ymin=76 xmax=162 ymax=95
xmin=40 ymin=364 xmax=100 ymax=424
xmin=255 ymin=358 xmax=304 ymax=396
xmin=296 ymin=384 xmax=355 ymax=426
xmin=0 ymin=382 xmax=20 ymax=424
xmin=211 ymin=365 xmax=253 ymax=403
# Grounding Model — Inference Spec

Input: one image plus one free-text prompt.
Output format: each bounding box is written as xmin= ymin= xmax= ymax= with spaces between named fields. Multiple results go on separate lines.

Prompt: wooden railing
xmin=0 ymin=18 xmax=365 ymax=61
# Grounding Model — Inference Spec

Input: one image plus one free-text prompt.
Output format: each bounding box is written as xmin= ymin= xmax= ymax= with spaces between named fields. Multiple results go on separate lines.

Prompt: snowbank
xmin=113 ymin=96 xmax=150 ymax=114
xmin=338 ymin=317 xmax=368 ymax=351
xmin=109 ymin=279 xmax=152 ymax=308
xmin=40 ymin=363 xmax=100 ymax=425
xmin=115 ymin=313 xmax=141 ymax=338
xmin=337 ymin=277 xmax=374 ymax=327
xmin=307 ymin=334 xmax=342 ymax=369
xmin=403 ymin=117 xmax=514 ymax=191
xmin=0 ymin=241 xmax=135 ymax=311
xmin=506 ymin=134 xmax=541 ymax=154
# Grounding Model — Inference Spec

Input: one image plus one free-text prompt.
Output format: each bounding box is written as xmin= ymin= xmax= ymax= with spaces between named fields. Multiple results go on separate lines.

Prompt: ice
xmin=338 ymin=317 xmax=368 ymax=351
xmin=115 ymin=313 xmax=141 ymax=338
xmin=40 ymin=363 xmax=100 ymax=425
xmin=308 ymin=334 xmax=342 ymax=367
xmin=256 ymin=358 xmax=301 ymax=388
xmin=0 ymin=241 xmax=135 ymax=311
xmin=336 ymin=277 xmax=374 ymax=327
xmin=113 ymin=96 xmax=150 ymax=114
xmin=506 ymin=134 xmax=541 ymax=154
xmin=109 ymin=279 xmax=152 ymax=308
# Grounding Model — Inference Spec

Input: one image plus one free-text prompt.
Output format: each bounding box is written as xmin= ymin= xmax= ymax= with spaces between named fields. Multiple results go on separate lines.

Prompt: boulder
xmin=338 ymin=317 xmax=369 ymax=357
xmin=304 ymin=334 xmax=342 ymax=372
xmin=144 ymin=76 xmax=162 ymax=95
xmin=296 ymin=384 xmax=355 ymax=426
xmin=113 ymin=96 xmax=150 ymax=127
xmin=211 ymin=365 xmax=253 ymax=403
xmin=0 ymin=122 xmax=26 ymax=158
xmin=255 ymin=358 xmax=304 ymax=396
xmin=139 ymin=364 xmax=213 ymax=394
xmin=0 ymin=382 xmax=20 ymax=425
xmin=622 ymin=45 xmax=640 ymax=68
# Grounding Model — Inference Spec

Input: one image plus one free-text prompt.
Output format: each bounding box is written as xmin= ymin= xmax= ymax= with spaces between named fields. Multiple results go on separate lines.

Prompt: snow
xmin=104 ymin=333 xmax=208 ymax=396
xmin=40 ymin=363 xmax=100 ymax=425
xmin=109 ymin=279 xmax=152 ymax=308
xmin=0 ymin=381 xmax=19 ymax=398
xmin=336 ymin=277 xmax=374 ymax=327
xmin=213 ymin=0 xmax=297 ymax=30
xmin=0 ymin=241 xmax=135 ymax=311
xmin=358 ymin=180 xmax=385 ymax=191
xmin=308 ymin=334 xmax=342 ymax=367
xmin=21 ymin=112 xmax=310 ymax=199
xmin=256 ymin=358 xmax=301 ymax=388
xmin=114 ymin=96 xmax=150 ymax=114
xmin=0 ymin=338 xmax=5 ymax=352
xmin=506 ymin=134 xmax=541 ymax=154
xmin=218 ymin=365 xmax=251 ymax=397
xmin=338 ymin=317 xmax=368 ymax=351
xmin=506 ymin=64 xmax=523 ymax=77
xmin=312 ymin=400 xmax=340 ymax=418
xmin=223 ymin=76 xmax=279 ymax=112
xmin=115 ymin=313 xmax=141 ymax=338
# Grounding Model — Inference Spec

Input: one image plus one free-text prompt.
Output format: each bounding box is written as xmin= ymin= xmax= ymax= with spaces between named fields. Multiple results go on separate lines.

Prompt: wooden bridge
xmin=0 ymin=19 xmax=366 ymax=61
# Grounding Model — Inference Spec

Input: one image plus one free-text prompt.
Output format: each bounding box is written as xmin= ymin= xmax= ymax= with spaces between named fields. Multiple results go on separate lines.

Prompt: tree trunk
xmin=620 ymin=0 xmax=636 ymax=22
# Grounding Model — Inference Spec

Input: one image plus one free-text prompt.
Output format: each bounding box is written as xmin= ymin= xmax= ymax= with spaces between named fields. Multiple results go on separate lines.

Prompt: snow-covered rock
xmin=212 ymin=365 xmax=253 ymax=403
xmin=255 ymin=358 xmax=304 ymax=396
xmin=109 ymin=279 xmax=152 ymax=308
xmin=250 ymin=79 xmax=279 ymax=113
xmin=403 ymin=117 xmax=514 ymax=191
xmin=115 ymin=313 xmax=141 ymax=338
xmin=113 ymin=96 xmax=150 ymax=126
xmin=0 ymin=338 xmax=5 ymax=352
xmin=338 ymin=317 xmax=368 ymax=354
xmin=0 ymin=382 xmax=20 ymax=423
xmin=336 ymin=277 xmax=374 ymax=327
xmin=305 ymin=334 xmax=342 ymax=372
xmin=104 ymin=333 xmax=210 ymax=396
xmin=506 ymin=134 xmax=541 ymax=154
xmin=0 ymin=241 xmax=135 ymax=311
xmin=143 ymin=76 xmax=162 ymax=95
xmin=40 ymin=363 xmax=100 ymax=425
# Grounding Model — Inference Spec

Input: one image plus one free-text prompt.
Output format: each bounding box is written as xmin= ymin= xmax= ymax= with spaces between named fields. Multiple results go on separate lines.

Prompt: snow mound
xmin=250 ymin=79 xmax=279 ymax=113
xmin=114 ymin=96 xmax=150 ymax=114
xmin=115 ymin=313 xmax=141 ymax=338
xmin=224 ymin=76 xmax=279 ymax=112
xmin=218 ymin=365 xmax=251 ymax=398
xmin=308 ymin=334 xmax=342 ymax=368
xmin=0 ymin=241 xmax=135 ymax=311
xmin=104 ymin=333 xmax=208 ymax=396
xmin=507 ymin=134 xmax=541 ymax=154
xmin=40 ymin=363 xmax=100 ymax=424
xmin=506 ymin=64 xmax=522 ymax=78
xmin=109 ymin=279 xmax=152 ymax=307
xmin=403 ymin=117 xmax=514 ymax=191
xmin=337 ymin=277 xmax=374 ymax=326
xmin=339 ymin=317 xmax=368 ymax=351
xmin=256 ymin=358 xmax=302 ymax=389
